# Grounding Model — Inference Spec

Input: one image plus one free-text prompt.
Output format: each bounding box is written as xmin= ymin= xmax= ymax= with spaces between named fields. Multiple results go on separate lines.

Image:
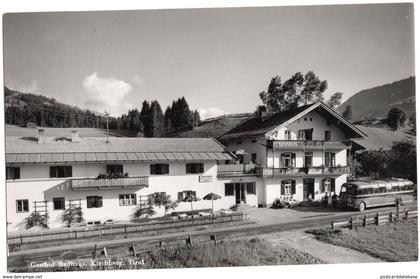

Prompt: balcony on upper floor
xmin=217 ymin=163 xmax=257 ymax=177
xmin=257 ymin=166 xmax=351 ymax=178
xmin=71 ymin=176 xmax=149 ymax=190
xmin=269 ymin=140 xmax=349 ymax=150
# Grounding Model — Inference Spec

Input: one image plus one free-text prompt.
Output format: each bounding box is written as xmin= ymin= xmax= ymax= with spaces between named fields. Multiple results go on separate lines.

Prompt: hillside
xmin=337 ymin=77 xmax=415 ymax=122
xmin=165 ymin=113 xmax=253 ymax=138
xmin=4 ymin=86 xmax=112 ymax=129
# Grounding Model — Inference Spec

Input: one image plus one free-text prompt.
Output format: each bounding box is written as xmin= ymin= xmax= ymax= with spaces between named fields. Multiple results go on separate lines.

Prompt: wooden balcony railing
xmin=71 ymin=176 xmax=149 ymax=190
xmin=271 ymin=140 xmax=348 ymax=150
xmin=257 ymin=166 xmax=350 ymax=177
xmin=217 ymin=164 xmax=257 ymax=176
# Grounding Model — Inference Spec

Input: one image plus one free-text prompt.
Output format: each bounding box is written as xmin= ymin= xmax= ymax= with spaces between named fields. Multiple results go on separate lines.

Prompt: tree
xmin=388 ymin=141 xmax=416 ymax=182
xmin=153 ymin=193 xmax=179 ymax=216
xmin=25 ymin=212 xmax=49 ymax=229
xmin=325 ymin=92 xmax=343 ymax=109
xmin=140 ymin=101 xmax=153 ymax=137
xmin=409 ymin=113 xmax=416 ymax=128
xmin=190 ymin=109 xmax=201 ymax=127
xmin=342 ymin=105 xmax=352 ymax=121
xmin=130 ymin=205 xmax=156 ymax=221
xmin=259 ymin=71 xmax=328 ymax=114
xmin=386 ymin=107 xmax=406 ymax=131
xmin=355 ymin=150 xmax=390 ymax=179
xmin=150 ymin=101 xmax=165 ymax=137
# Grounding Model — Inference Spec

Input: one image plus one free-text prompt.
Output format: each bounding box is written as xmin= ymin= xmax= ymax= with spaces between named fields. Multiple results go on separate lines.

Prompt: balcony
xmin=270 ymin=140 xmax=349 ymax=150
xmin=71 ymin=176 xmax=149 ymax=190
xmin=257 ymin=166 xmax=350 ymax=178
xmin=217 ymin=163 xmax=257 ymax=177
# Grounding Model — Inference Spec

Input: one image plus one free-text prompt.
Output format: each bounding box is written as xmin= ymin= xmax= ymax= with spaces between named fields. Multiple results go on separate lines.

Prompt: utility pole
xmin=104 ymin=109 xmax=110 ymax=143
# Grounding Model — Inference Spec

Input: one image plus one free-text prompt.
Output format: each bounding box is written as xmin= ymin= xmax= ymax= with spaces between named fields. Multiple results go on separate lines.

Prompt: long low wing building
xmin=5 ymin=132 xmax=240 ymax=231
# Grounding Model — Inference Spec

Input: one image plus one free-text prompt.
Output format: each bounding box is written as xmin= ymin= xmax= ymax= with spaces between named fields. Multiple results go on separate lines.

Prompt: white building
xmin=217 ymin=102 xmax=366 ymax=207
xmin=5 ymin=134 xmax=244 ymax=231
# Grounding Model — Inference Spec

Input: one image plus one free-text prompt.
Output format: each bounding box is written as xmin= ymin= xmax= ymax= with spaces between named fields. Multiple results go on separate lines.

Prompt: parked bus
xmin=339 ymin=178 xmax=415 ymax=212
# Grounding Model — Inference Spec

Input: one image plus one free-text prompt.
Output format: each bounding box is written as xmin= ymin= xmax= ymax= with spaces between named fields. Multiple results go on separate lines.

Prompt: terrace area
xmin=71 ymin=176 xmax=149 ymax=190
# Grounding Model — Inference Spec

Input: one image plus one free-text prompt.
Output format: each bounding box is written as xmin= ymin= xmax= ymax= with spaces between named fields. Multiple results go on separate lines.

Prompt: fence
xmin=330 ymin=208 xmax=418 ymax=230
xmin=8 ymin=212 xmax=247 ymax=247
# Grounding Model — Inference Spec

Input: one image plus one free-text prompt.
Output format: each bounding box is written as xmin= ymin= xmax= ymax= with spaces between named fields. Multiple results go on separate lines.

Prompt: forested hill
xmin=5 ymin=86 xmax=110 ymax=129
xmin=337 ymin=77 xmax=415 ymax=122
xmin=4 ymin=87 xmax=200 ymax=138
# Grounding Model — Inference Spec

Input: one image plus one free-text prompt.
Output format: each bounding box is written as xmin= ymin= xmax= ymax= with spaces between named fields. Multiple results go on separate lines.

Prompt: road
xmin=7 ymin=203 xmax=417 ymax=270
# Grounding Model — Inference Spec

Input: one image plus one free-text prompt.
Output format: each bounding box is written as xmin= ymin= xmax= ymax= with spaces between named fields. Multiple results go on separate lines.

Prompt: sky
xmin=3 ymin=3 xmax=415 ymax=118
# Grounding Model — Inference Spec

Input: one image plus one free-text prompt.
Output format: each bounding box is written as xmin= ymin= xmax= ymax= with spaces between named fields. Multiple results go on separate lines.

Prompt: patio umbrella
xmin=203 ymin=192 xmax=222 ymax=215
xmin=182 ymin=194 xmax=201 ymax=218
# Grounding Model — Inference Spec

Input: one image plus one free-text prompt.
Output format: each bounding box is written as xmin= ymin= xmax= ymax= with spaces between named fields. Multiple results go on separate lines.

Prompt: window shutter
xmin=98 ymin=197 xmax=103 ymax=207
xmin=177 ymin=192 xmax=183 ymax=202
xmin=164 ymin=164 xmax=169 ymax=174
xmin=291 ymin=153 xmax=296 ymax=167
xmin=15 ymin=167 xmax=20 ymax=179
xmin=281 ymin=181 xmax=285 ymax=195
xmin=50 ymin=167 xmax=55 ymax=178
xmin=199 ymin=164 xmax=204 ymax=173
xmin=192 ymin=191 xmax=197 ymax=197
xmin=67 ymin=166 xmax=72 ymax=177
xmin=186 ymin=164 xmax=191 ymax=173
xmin=87 ymin=197 xmax=92 ymax=208
xmin=331 ymin=179 xmax=336 ymax=193
xmin=280 ymin=153 xmax=285 ymax=167
xmin=291 ymin=180 xmax=296 ymax=194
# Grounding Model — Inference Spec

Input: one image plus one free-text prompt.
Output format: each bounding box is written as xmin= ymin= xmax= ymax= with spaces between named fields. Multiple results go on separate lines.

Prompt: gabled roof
xmin=219 ymin=102 xmax=366 ymax=141
xmin=5 ymin=137 xmax=234 ymax=164
xmin=351 ymin=125 xmax=415 ymax=151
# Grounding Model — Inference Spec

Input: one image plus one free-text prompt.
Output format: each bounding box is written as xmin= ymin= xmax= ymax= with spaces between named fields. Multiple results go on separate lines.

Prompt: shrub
xmin=25 ymin=212 xmax=49 ymax=229
xmin=62 ymin=206 xmax=84 ymax=227
xmin=130 ymin=205 xmax=156 ymax=221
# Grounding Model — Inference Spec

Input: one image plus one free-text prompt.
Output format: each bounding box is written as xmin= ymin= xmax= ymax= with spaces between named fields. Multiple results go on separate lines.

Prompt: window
xmin=297 ymin=129 xmax=313 ymax=140
xmin=325 ymin=130 xmax=331 ymax=141
xmin=281 ymin=153 xmax=296 ymax=167
xmin=6 ymin=167 xmax=20 ymax=180
xmin=322 ymin=179 xmax=335 ymax=193
xmin=281 ymin=180 xmax=296 ymax=195
xmin=119 ymin=194 xmax=136 ymax=206
xmin=304 ymin=152 xmax=313 ymax=167
xmin=53 ymin=197 xmax=65 ymax=210
xmin=236 ymin=154 xmax=244 ymax=164
xmin=251 ymin=153 xmax=257 ymax=164
xmin=107 ymin=164 xmax=123 ymax=175
xmin=324 ymin=152 xmax=336 ymax=167
xmin=177 ymin=190 xmax=197 ymax=202
xmin=246 ymin=183 xmax=256 ymax=195
xmin=150 ymin=164 xmax=169 ymax=175
xmin=50 ymin=166 xmax=72 ymax=178
xmin=16 ymin=199 xmax=29 ymax=213
xmin=87 ymin=196 xmax=103 ymax=208
xmin=237 ymin=141 xmax=243 ymax=145
xmin=186 ymin=163 xmax=204 ymax=174
xmin=225 ymin=183 xmax=234 ymax=196
xmin=284 ymin=130 xmax=291 ymax=140
xmin=251 ymin=139 xmax=257 ymax=143
xmin=148 ymin=192 xmax=166 ymax=204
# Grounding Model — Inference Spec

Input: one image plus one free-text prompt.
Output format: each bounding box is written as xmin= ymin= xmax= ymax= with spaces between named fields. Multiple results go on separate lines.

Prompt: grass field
xmin=9 ymin=238 xmax=324 ymax=272
xmin=307 ymin=219 xmax=418 ymax=262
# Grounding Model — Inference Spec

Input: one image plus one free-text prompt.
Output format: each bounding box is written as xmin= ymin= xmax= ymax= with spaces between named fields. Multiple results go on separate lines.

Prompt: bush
xmin=62 ymin=206 xmax=84 ymax=227
xmin=25 ymin=212 xmax=49 ymax=229
xmin=271 ymin=198 xmax=286 ymax=209
xmin=130 ymin=205 xmax=156 ymax=221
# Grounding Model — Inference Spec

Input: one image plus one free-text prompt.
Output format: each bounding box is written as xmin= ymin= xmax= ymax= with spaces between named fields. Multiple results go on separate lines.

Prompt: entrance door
xmin=235 ymin=183 xmax=246 ymax=204
xmin=303 ymin=178 xmax=315 ymax=201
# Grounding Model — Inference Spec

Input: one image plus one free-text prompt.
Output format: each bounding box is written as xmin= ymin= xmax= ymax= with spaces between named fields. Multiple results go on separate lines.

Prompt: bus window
xmin=392 ymin=186 xmax=400 ymax=192
xmin=379 ymin=187 xmax=386 ymax=193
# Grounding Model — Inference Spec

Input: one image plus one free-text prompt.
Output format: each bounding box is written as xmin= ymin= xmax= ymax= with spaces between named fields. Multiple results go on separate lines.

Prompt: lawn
xmin=307 ymin=219 xmax=418 ymax=262
xmin=9 ymin=238 xmax=324 ymax=272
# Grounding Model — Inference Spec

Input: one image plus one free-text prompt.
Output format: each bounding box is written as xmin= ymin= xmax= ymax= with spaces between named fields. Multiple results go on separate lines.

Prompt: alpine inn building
xmin=5 ymin=102 xmax=366 ymax=231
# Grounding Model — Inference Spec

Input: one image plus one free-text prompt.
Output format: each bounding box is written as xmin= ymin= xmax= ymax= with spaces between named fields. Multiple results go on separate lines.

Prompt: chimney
xmin=70 ymin=130 xmax=80 ymax=142
xmin=38 ymin=129 xmax=45 ymax=144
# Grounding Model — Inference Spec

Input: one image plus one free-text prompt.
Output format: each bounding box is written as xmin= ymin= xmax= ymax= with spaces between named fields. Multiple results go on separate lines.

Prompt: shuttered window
xmin=281 ymin=180 xmax=296 ymax=195
xmin=87 ymin=196 xmax=103 ymax=208
xmin=186 ymin=163 xmax=204 ymax=174
xmin=150 ymin=164 xmax=169 ymax=175
xmin=50 ymin=166 xmax=72 ymax=178
xmin=246 ymin=183 xmax=256 ymax=195
xmin=177 ymin=191 xmax=197 ymax=202
xmin=6 ymin=167 xmax=20 ymax=180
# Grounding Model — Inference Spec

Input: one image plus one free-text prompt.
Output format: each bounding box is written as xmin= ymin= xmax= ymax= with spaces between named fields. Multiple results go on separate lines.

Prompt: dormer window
xmin=298 ymin=129 xmax=313 ymax=140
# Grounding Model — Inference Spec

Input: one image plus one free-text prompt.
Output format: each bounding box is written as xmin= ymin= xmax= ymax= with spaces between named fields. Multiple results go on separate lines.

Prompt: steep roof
xmin=5 ymin=136 xmax=234 ymax=164
xmin=219 ymin=102 xmax=366 ymax=141
xmin=351 ymin=125 xmax=415 ymax=151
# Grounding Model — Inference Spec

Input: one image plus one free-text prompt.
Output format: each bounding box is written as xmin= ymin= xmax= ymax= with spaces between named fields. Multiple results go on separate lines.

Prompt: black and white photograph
xmin=0 ymin=1 xmax=418 ymax=278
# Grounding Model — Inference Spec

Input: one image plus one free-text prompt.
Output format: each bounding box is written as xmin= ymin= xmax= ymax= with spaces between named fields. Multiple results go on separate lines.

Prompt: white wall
xmin=270 ymin=110 xmax=346 ymax=141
